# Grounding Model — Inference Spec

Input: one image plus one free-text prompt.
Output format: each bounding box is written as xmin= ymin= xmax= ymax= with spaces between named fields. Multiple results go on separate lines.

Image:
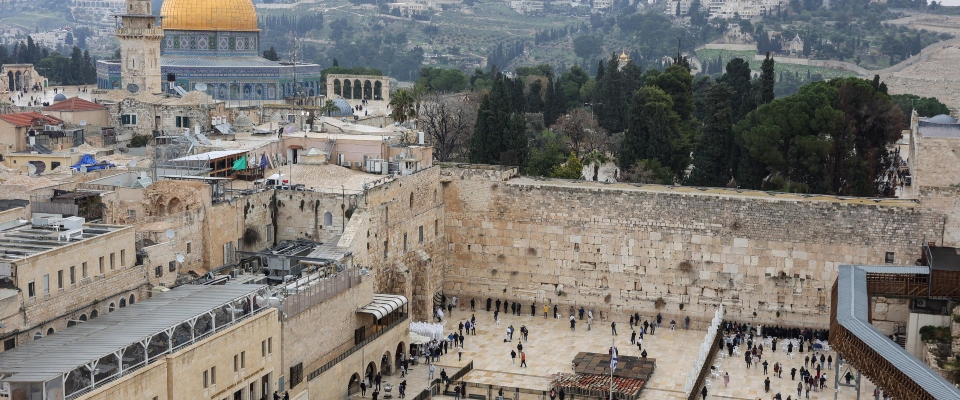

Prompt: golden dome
xmin=619 ymin=51 xmax=630 ymax=61
xmin=160 ymin=0 xmax=259 ymax=32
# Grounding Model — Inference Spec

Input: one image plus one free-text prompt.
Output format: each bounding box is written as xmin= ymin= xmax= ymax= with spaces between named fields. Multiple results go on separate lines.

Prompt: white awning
xmin=357 ymin=293 xmax=408 ymax=319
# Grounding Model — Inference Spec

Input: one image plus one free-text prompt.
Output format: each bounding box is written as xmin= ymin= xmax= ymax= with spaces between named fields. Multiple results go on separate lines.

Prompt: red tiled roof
xmin=0 ymin=112 xmax=64 ymax=127
xmin=42 ymin=97 xmax=106 ymax=112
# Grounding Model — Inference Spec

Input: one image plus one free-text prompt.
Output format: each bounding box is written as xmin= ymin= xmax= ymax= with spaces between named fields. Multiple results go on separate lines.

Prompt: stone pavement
xmin=4 ymin=85 xmax=94 ymax=107
xmin=370 ymin=308 xmax=886 ymax=400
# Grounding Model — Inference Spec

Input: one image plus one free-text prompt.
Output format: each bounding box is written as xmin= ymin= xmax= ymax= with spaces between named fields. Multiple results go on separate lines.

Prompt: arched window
xmin=34 ymin=331 xmax=42 ymax=340
xmin=323 ymin=212 xmax=333 ymax=226
xmin=119 ymin=298 xmax=127 ymax=308
xmin=109 ymin=303 xmax=116 ymax=312
xmin=129 ymin=294 xmax=136 ymax=305
xmin=79 ymin=314 xmax=87 ymax=321
xmin=90 ymin=309 xmax=99 ymax=319
xmin=46 ymin=328 xmax=54 ymax=336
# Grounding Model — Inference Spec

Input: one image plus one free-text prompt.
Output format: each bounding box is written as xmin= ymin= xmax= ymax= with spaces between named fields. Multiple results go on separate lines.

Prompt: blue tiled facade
xmin=97 ymin=29 xmax=322 ymax=101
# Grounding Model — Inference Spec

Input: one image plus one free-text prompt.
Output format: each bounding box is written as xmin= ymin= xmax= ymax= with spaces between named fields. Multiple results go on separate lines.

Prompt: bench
xmin=467 ymin=394 xmax=486 ymax=400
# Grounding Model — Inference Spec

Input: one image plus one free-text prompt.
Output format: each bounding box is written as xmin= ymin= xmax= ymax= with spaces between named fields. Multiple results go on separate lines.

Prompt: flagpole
xmin=610 ymin=337 xmax=614 ymax=400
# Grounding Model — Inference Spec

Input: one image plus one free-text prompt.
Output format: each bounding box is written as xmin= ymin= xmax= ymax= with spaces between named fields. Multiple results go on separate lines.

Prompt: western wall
xmin=439 ymin=165 xmax=946 ymax=331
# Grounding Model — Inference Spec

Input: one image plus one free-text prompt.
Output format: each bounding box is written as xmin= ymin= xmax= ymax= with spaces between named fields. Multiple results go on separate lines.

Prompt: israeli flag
xmin=611 ymin=347 xmax=618 ymax=371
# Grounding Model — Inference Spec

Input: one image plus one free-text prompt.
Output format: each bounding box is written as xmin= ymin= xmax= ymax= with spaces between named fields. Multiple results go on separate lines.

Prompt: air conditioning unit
xmin=69 ymin=147 xmax=78 ymax=154
xmin=916 ymin=299 xmax=927 ymax=308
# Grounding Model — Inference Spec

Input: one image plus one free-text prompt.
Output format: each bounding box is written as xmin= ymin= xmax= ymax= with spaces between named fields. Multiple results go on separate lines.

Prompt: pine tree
xmin=620 ymin=86 xmax=683 ymax=177
xmin=688 ymin=83 xmax=735 ymax=187
xmin=759 ymin=53 xmax=775 ymax=104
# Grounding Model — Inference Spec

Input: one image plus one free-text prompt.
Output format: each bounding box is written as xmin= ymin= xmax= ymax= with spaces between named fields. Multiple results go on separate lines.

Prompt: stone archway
xmin=343 ymin=80 xmax=352 ymax=100
xmin=348 ymin=373 xmax=361 ymax=395
xmin=374 ymin=81 xmax=383 ymax=100
xmin=381 ymin=351 xmax=392 ymax=375
xmin=365 ymin=361 xmax=377 ymax=385
xmin=334 ymin=79 xmax=342 ymax=97
xmin=364 ymin=80 xmax=373 ymax=100
xmin=6 ymin=71 xmax=12 ymax=91
xmin=352 ymin=79 xmax=362 ymax=99
xmin=395 ymin=342 xmax=406 ymax=371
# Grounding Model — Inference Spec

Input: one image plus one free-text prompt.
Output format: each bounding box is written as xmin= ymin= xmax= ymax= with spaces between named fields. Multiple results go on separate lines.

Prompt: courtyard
xmin=373 ymin=305 xmax=884 ymax=400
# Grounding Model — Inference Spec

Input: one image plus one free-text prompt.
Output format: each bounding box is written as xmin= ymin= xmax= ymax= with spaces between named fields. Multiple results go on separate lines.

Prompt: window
xmin=241 ymin=351 xmax=246 ymax=368
xmin=120 ymin=114 xmax=138 ymax=125
xmin=403 ymin=233 xmax=407 ymax=252
xmin=51 ymin=162 xmax=60 ymax=170
xmin=885 ymin=252 xmax=895 ymax=264
xmin=57 ymin=270 xmax=63 ymax=289
xmin=110 ymin=253 xmax=115 ymax=270
xmin=262 ymin=340 xmax=267 ymax=357
xmin=99 ymin=256 xmax=104 ymax=274
xmin=203 ymin=370 xmax=209 ymax=388
xmin=419 ymin=226 xmax=423 ymax=243
xmin=27 ymin=282 xmax=35 ymax=298
xmin=121 ymin=250 xmax=126 ymax=266
xmin=43 ymin=275 xmax=49 ymax=295
xmin=211 ymin=367 xmax=216 ymax=384
xmin=383 ymin=241 xmax=388 ymax=259
xmin=127 ymin=209 xmax=136 ymax=221
xmin=268 ymin=337 xmax=272 ymax=354
xmin=169 ymin=261 xmax=176 ymax=272
xmin=155 ymin=266 xmax=163 ymax=277
xmin=3 ymin=338 xmax=14 ymax=351
xmin=289 ymin=363 xmax=303 ymax=388
xmin=435 ymin=219 xmax=439 ymax=236
xmin=234 ymin=354 xmax=239 ymax=372
xmin=187 ymin=242 xmax=192 ymax=254
xmin=82 ymin=262 xmax=87 ymax=278
xmin=175 ymin=116 xmax=191 ymax=128
xmin=70 ymin=266 xmax=75 ymax=285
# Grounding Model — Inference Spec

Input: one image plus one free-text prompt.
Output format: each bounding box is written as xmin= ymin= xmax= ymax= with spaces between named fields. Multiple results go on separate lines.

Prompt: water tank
xmin=62 ymin=216 xmax=85 ymax=231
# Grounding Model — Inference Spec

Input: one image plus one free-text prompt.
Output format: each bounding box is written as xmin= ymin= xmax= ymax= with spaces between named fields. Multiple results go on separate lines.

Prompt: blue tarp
xmin=71 ymin=154 xmax=115 ymax=171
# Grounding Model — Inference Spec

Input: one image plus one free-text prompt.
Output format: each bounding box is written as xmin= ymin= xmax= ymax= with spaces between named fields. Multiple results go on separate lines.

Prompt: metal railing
xmin=283 ymin=268 xmax=362 ymax=318
xmin=306 ymin=314 xmax=408 ymax=382
xmin=687 ymin=321 xmax=724 ymax=400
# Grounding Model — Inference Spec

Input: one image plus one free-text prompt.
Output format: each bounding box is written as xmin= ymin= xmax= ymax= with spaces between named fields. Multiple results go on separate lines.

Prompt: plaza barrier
xmin=683 ymin=305 xmax=724 ymax=399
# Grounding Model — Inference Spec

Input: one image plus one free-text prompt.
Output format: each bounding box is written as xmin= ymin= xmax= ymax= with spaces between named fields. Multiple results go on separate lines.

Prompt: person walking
xmin=510 ymin=350 xmax=516 ymax=365
xmin=656 ymin=313 xmax=662 ymax=328
xmin=375 ymin=372 xmax=382 ymax=390
xmin=361 ymin=381 xmax=367 ymax=397
xmin=804 ymin=355 xmax=809 ymax=368
xmin=611 ymin=321 xmax=617 ymax=335
xmin=454 ymin=384 xmax=461 ymax=400
xmin=797 ymin=382 xmax=803 ymax=398
xmin=828 ymin=355 xmax=833 ymax=369
xmin=723 ymin=372 xmax=729 ymax=387
xmin=471 ymin=298 xmax=476 ymax=311
xmin=428 ymin=363 xmax=435 ymax=381
xmin=701 ymin=386 xmax=707 ymax=400
xmin=791 ymin=367 xmax=797 ymax=380
xmin=763 ymin=360 xmax=769 ymax=375
xmin=685 ymin=316 xmax=690 ymax=330
xmin=372 ymin=389 xmax=379 ymax=400
xmin=399 ymin=381 xmax=407 ymax=399
xmin=520 ymin=351 xmax=527 ymax=367
xmin=458 ymin=345 xmax=464 ymax=361
xmin=631 ymin=330 xmax=637 ymax=345
xmin=637 ymin=336 xmax=643 ymax=351
xmin=820 ymin=354 xmax=826 ymax=370
xmin=494 ymin=310 xmax=500 ymax=325
xmin=570 ymin=315 xmax=576 ymax=331
xmin=579 ymin=306 xmax=585 ymax=320
xmin=764 ymin=377 xmax=771 ymax=393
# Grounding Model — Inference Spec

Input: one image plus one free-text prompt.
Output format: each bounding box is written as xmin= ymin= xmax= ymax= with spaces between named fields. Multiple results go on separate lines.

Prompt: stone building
xmin=1 ymin=64 xmax=48 ymax=93
xmin=96 ymin=0 xmax=323 ymax=103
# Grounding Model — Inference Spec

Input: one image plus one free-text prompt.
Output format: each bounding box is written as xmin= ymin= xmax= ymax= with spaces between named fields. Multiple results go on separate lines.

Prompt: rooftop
xmin=0 ymin=112 xmax=63 ymax=127
xmin=42 ymin=97 xmax=106 ymax=112
xmin=0 ymin=284 xmax=268 ymax=391
xmin=169 ymin=149 xmax=247 ymax=162
xmin=0 ymin=218 xmax=127 ymax=261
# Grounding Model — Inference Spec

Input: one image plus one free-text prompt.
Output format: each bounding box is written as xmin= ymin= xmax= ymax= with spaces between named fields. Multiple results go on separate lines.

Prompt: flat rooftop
xmin=0 ymin=220 xmax=128 ymax=262
xmin=0 ymin=284 xmax=267 ymax=385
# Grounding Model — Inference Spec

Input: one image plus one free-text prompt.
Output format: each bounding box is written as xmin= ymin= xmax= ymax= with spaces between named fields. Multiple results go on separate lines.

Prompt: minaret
xmin=115 ymin=0 xmax=162 ymax=94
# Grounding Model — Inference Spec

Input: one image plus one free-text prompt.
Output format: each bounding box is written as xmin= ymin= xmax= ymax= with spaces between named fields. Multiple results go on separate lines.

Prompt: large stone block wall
xmin=441 ymin=167 xmax=944 ymax=329
xmin=915 ymin=136 xmax=960 ymax=189
xmin=920 ymin=186 xmax=960 ymax=248
xmin=281 ymin=272 xmax=375 ymax=382
xmin=301 ymin=324 xmax=407 ymax=400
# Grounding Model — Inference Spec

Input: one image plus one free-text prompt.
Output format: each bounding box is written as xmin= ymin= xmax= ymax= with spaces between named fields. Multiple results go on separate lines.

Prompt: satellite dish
xmin=26 ymin=163 xmax=37 ymax=175
xmin=176 ymin=254 xmax=185 ymax=263
xmin=165 ymin=229 xmax=175 ymax=239
xmin=195 ymin=83 xmax=208 ymax=92
xmin=80 ymin=166 xmax=88 ymax=173
xmin=128 ymin=159 xmax=137 ymax=168
xmin=126 ymin=83 xmax=140 ymax=94
xmin=79 ymin=120 xmax=88 ymax=126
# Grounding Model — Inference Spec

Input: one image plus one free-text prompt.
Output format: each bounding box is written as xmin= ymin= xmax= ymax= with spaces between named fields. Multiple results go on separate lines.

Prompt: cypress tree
xmin=688 ymin=83 xmax=735 ymax=187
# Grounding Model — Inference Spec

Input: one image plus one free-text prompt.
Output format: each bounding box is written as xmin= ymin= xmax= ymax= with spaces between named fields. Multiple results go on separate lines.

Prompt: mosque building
xmin=96 ymin=0 xmax=322 ymax=102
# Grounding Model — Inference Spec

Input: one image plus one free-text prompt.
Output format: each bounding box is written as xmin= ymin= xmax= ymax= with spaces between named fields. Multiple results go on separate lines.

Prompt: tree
xmin=734 ymin=77 xmax=904 ymax=196
xmin=759 ymin=53 xmax=775 ymax=104
xmin=389 ymin=89 xmax=418 ymax=125
xmin=469 ymin=74 xmax=529 ymax=167
xmin=319 ymin=99 xmax=339 ymax=116
xmin=688 ymin=83 xmax=735 ymax=187
xmin=418 ymin=92 xmax=478 ymax=161
xmin=621 ymin=159 xmax=673 ymax=184
xmin=550 ymin=108 xmax=607 ymax=157
xmin=890 ymin=94 xmax=950 ymax=128
xmin=573 ymin=35 xmax=603 ymax=60
xmin=718 ymin=58 xmax=755 ymax=121
xmin=263 ymin=47 xmax=280 ymax=61
xmin=620 ymin=86 xmax=684 ymax=179
xmin=551 ymin=152 xmax=584 ymax=179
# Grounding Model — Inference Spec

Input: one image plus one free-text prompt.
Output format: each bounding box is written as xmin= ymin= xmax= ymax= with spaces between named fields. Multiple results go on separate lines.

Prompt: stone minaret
xmin=115 ymin=0 xmax=162 ymax=94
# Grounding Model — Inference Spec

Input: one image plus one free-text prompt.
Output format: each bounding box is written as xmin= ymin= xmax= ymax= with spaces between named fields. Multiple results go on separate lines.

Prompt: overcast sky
xmin=936 ymin=0 xmax=960 ymax=6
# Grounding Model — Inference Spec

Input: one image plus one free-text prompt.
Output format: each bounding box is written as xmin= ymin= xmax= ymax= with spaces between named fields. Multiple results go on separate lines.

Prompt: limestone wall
xmin=920 ymin=186 xmax=960 ymax=248
xmin=80 ymin=356 xmax=169 ymax=400
xmin=914 ymin=136 xmax=960 ymax=189
xmin=441 ymin=167 xmax=943 ymax=329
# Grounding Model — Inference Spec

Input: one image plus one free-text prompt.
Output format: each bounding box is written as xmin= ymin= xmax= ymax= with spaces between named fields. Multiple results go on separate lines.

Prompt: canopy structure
xmin=70 ymin=154 xmax=115 ymax=171
xmin=357 ymin=293 xmax=408 ymax=320
xmin=409 ymin=332 xmax=431 ymax=345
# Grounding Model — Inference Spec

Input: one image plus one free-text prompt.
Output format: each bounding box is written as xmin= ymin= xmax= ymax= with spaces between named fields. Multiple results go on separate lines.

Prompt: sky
xmin=937 ymin=0 xmax=960 ymax=6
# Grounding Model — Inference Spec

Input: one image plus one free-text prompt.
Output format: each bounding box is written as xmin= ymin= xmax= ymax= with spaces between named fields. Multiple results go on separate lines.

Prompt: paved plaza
xmin=372 ymin=307 xmax=884 ymax=400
